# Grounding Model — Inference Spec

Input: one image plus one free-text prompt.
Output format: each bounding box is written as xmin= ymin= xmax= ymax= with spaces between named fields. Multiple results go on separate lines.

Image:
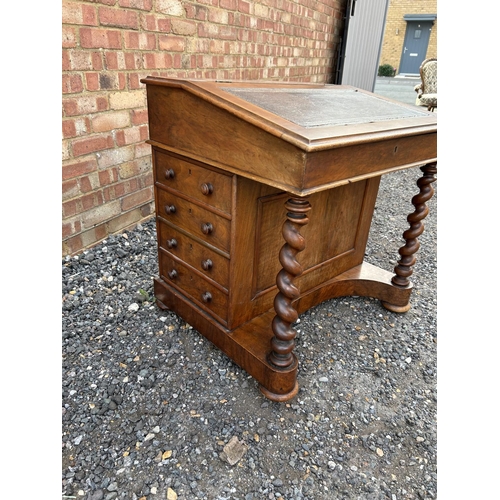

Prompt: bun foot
xmin=259 ymin=381 xmax=299 ymax=402
xmin=381 ymin=300 xmax=411 ymax=313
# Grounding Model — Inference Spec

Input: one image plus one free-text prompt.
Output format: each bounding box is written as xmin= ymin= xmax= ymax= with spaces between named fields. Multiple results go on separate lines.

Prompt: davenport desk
xmin=141 ymin=77 xmax=437 ymax=402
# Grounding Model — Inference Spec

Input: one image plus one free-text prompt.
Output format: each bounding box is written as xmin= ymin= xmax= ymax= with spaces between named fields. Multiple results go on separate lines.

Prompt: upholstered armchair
xmin=414 ymin=58 xmax=437 ymax=111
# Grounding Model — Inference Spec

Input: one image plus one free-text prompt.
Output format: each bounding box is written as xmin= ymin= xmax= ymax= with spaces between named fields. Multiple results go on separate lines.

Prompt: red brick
xmin=220 ymin=0 xmax=237 ymax=10
xmin=62 ymin=120 xmax=76 ymax=138
xmin=80 ymin=28 xmax=122 ymax=49
xmin=66 ymin=49 xmax=94 ymax=70
xmin=128 ymin=73 xmax=142 ymax=89
xmin=92 ymin=52 xmax=104 ymax=70
xmin=103 ymin=181 xmax=127 ymax=201
xmin=238 ymin=0 xmax=250 ymax=14
xmin=99 ymin=7 xmax=139 ymax=29
xmin=92 ymin=110 xmax=130 ymax=132
xmin=62 ymin=220 xmax=82 ymax=239
xmin=85 ymin=73 xmax=99 ymax=91
xmin=83 ymin=4 xmax=98 ymax=24
xmin=172 ymin=54 xmax=183 ymax=68
xmin=63 ymin=158 xmax=98 ymax=181
xmin=80 ymin=173 xmax=100 ymax=193
xmin=62 ymin=117 xmax=90 ymax=138
xmin=171 ymin=19 xmax=197 ymax=35
xmin=104 ymin=51 xmax=119 ymax=69
xmin=125 ymin=53 xmax=140 ymax=69
xmin=121 ymin=187 xmax=153 ymax=211
xmin=62 ymin=233 xmax=84 ymax=256
xmin=63 ymin=1 xmax=83 ymax=24
xmin=62 ymin=74 xmax=84 ymax=94
xmin=115 ymin=124 xmax=148 ymax=146
xmin=62 ymin=96 xmax=109 ymax=117
xmin=124 ymin=31 xmax=156 ymax=50
xmin=131 ymin=109 xmax=148 ymax=125
xmin=63 ymin=199 xmax=78 ymax=218
xmin=158 ymin=35 xmax=185 ymax=52
xmin=158 ymin=18 xmax=172 ymax=32
xmin=63 ymin=2 xmax=98 ymax=25
xmin=80 ymin=191 xmax=104 ymax=211
xmin=62 ymin=179 xmax=79 ymax=200
xmin=62 ymin=27 xmax=77 ymax=48
xmin=118 ymin=0 xmax=153 ymax=10
xmin=143 ymin=52 xmax=174 ymax=69
xmin=72 ymin=135 xmax=115 ymax=157
xmin=98 ymin=167 xmax=119 ymax=186
xmin=80 ymin=176 xmax=93 ymax=193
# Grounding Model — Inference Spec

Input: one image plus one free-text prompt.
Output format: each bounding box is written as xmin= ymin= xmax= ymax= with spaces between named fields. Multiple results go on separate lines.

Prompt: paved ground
xmin=373 ymin=76 xmax=422 ymax=107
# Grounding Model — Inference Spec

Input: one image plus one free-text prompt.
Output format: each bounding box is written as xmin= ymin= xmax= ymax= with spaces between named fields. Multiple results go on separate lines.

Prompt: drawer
xmin=154 ymin=149 xmax=233 ymax=214
xmin=157 ymin=188 xmax=231 ymax=252
xmin=158 ymin=222 xmax=229 ymax=288
xmin=159 ymin=251 xmax=228 ymax=323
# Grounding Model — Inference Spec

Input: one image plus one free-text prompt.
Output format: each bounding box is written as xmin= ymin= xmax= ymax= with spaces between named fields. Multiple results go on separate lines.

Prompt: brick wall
xmin=62 ymin=0 xmax=347 ymax=256
xmin=379 ymin=0 xmax=437 ymax=74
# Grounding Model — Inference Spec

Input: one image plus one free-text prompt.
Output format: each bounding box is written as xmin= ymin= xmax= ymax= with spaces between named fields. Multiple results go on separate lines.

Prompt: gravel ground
xmin=62 ymin=168 xmax=437 ymax=500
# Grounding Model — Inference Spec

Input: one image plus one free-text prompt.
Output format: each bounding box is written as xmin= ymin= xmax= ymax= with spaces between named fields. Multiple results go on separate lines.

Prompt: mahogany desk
xmin=141 ymin=77 xmax=437 ymax=402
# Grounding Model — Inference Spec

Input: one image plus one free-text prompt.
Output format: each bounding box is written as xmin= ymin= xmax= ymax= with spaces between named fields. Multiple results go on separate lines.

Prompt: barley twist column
xmin=268 ymin=197 xmax=311 ymax=369
xmin=391 ymin=162 xmax=437 ymax=288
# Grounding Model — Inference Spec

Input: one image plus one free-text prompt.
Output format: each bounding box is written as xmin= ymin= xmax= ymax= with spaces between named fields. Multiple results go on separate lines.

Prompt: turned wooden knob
xmin=201 ymin=222 xmax=213 ymax=234
xmin=166 ymin=238 xmax=177 ymax=249
xmin=201 ymin=259 xmax=213 ymax=270
xmin=168 ymin=269 xmax=178 ymax=279
xmin=165 ymin=204 xmax=176 ymax=214
xmin=164 ymin=168 xmax=175 ymax=179
xmin=201 ymin=291 xmax=212 ymax=303
xmin=200 ymin=182 xmax=214 ymax=195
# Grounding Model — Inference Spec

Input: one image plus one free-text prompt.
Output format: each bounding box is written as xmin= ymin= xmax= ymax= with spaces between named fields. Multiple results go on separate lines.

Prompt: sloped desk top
xmin=142 ymin=77 xmax=437 ymax=196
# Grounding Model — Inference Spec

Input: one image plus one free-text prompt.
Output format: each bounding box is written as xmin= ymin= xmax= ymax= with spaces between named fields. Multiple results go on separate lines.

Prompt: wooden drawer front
xmin=154 ymin=150 xmax=233 ymax=214
xmin=157 ymin=188 xmax=231 ymax=252
xmin=159 ymin=251 xmax=228 ymax=323
xmin=158 ymin=222 xmax=229 ymax=288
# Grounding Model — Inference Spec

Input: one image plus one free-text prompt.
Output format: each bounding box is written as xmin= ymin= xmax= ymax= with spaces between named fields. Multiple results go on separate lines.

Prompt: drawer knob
xmin=200 ymin=182 xmax=214 ymax=196
xmin=166 ymin=238 xmax=177 ymax=249
xmin=201 ymin=222 xmax=213 ymax=234
xmin=165 ymin=204 xmax=176 ymax=214
xmin=201 ymin=291 xmax=212 ymax=303
xmin=168 ymin=269 xmax=178 ymax=279
xmin=201 ymin=259 xmax=213 ymax=270
xmin=164 ymin=168 xmax=175 ymax=179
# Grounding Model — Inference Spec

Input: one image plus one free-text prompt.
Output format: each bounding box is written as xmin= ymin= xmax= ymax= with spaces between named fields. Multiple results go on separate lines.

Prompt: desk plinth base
xmin=154 ymin=261 xmax=412 ymax=401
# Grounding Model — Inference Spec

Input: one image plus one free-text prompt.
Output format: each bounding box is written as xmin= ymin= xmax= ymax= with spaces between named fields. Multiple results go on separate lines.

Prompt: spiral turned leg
xmin=268 ymin=197 xmax=311 ymax=370
xmin=383 ymin=162 xmax=437 ymax=312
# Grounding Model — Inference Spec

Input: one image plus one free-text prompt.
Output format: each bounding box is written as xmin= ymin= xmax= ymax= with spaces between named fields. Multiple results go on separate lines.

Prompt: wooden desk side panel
xmin=303 ymin=133 xmax=437 ymax=189
xmin=146 ymin=85 xmax=307 ymax=192
xmin=226 ymin=176 xmax=380 ymax=329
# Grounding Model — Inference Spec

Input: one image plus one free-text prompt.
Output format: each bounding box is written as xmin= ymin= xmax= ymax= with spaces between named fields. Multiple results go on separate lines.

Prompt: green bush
xmin=378 ymin=64 xmax=396 ymax=77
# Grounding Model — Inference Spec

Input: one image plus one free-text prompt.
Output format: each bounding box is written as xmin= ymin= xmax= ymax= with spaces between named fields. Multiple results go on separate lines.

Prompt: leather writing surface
xmin=223 ymin=88 xmax=427 ymax=128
